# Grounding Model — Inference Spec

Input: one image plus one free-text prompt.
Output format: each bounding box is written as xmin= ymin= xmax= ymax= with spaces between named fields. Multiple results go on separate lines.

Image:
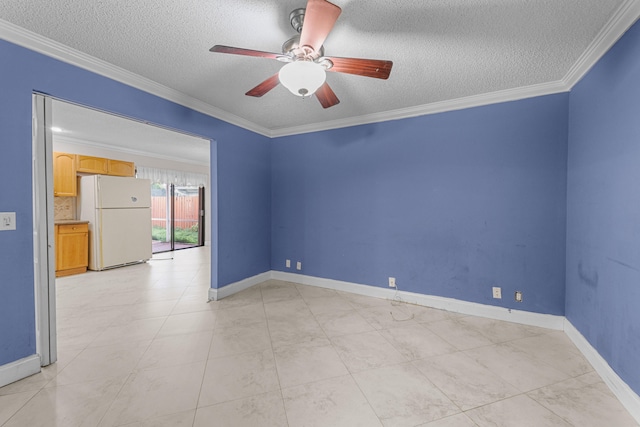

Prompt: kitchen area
xmin=53 ymin=152 xmax=152 ymax=277
xmin=50 ymin=98 xmax=212 ymax=279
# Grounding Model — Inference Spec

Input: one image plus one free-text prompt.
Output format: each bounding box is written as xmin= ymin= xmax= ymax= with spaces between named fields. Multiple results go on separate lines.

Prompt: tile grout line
xmin=259 ymin=282 xmax=292 ymax=427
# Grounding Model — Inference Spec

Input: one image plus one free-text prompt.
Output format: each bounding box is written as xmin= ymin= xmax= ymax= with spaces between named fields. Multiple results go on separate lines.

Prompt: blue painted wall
xmin=566 ymin=19 xmax=640 ymax=395
xmin=272 ymin=94 xmax=569 ymax=315
xmin=0 ymin=39 xmax=271 ymax=366
xmin=3 ymin=16 xmax=640 ymax=399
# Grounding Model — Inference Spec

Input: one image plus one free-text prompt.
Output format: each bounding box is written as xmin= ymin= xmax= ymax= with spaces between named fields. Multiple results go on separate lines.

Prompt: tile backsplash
xmin=54 ymin=197 xmax=75 ymax=220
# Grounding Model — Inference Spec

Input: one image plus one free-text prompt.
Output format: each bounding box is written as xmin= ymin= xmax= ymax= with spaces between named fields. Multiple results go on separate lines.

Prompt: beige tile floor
xmin=1 ymin=246 xmax=638 ymax=426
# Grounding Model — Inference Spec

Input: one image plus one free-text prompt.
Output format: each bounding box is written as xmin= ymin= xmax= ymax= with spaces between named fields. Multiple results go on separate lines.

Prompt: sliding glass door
xmin=151 ymin=182 xmax=204 ymax=253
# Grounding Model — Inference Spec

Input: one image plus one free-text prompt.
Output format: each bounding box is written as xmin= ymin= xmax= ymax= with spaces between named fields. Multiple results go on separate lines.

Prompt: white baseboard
xmin=270 ymin=271 xmax=564 ymax=330
xmin=564 ymin=319 xmax=640 ymax=424
xmin=271 ymin=271 xmax=393 ymax=299
xmin=0 ymin=354 xmax=41 ymax=388
xmin=208 ymin=271 xmax=271 ymax=301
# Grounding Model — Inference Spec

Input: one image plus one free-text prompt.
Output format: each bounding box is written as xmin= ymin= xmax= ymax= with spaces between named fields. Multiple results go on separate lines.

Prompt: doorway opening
xmin=32 ymin=94 xmax=213 ymax=369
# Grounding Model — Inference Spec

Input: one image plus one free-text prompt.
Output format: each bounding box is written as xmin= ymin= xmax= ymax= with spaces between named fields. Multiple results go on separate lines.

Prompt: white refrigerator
xmin=78 ymin=175 xmax=152 ymax=271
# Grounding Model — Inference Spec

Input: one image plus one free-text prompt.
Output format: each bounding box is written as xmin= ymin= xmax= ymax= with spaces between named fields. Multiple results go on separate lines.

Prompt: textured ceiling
xmin=51 ymin=100 xmax=211 ymax=166
xmin=1 ymin=0 xmax=638 ymax=137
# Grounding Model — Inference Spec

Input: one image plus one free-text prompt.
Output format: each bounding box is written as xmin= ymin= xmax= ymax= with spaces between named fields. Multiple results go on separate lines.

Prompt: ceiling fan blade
xmin=315 ymin=82 xmax=340 ymax=108
xmin=325 ymin=57 xmax=393 ymax=79
xmin=299 ymin=0 xmax=341 ymax=53
xmin=210 ymin=45 xmax=282 ymax=60
xmin=245 ymin=74 xmax=280 ymax=97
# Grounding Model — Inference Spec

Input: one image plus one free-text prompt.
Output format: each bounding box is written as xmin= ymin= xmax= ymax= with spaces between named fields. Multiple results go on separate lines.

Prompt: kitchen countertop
xmin=54 ymin=219 xmax=89 ymax=225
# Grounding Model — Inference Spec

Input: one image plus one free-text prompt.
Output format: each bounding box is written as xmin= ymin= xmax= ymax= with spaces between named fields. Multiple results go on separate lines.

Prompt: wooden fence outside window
xmin=151 ymin=196 xmax=199 ymax=229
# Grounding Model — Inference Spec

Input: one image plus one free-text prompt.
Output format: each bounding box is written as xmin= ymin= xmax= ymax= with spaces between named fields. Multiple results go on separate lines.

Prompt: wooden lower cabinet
xmin=55 ymin=223 xmax=89 ymax=277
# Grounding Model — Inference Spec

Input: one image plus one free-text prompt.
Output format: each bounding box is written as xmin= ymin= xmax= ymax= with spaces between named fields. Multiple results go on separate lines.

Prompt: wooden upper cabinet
xmin=76 ymin=155 xmax=108 ymax=174
xmin=54 ymin=153 xmax=134 ymax=189
xmin=53 ymin=152 xmax=77 ymax=196
xmin=108 ymin=159 xmax=135 ymax=177
xmin=76 ymin=154 xmax=135 ymax=177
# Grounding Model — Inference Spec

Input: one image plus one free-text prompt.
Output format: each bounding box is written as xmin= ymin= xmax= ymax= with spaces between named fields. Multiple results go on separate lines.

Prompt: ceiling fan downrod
xmin=289 ymin=8 xmax=306 ymax=33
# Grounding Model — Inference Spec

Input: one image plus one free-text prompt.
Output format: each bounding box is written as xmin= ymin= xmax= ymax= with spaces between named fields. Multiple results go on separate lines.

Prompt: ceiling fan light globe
xmin=279 ymin=61 xmax=326 ymax=97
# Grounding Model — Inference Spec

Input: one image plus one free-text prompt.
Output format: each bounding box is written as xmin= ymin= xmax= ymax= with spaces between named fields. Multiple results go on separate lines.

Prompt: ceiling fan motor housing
xmin=282 ymin=34 xmax=324 ymax=60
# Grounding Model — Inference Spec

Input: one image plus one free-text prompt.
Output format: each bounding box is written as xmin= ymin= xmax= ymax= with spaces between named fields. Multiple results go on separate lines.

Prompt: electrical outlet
xmin=296 ymin=261 xmax=302 ymax=270
xmin=0 ymin=212 xmax=16 ymax=231
xmin=388 ymin=277 xmax=396 ymax=288
xmin=285 ymin=259 xmax=291 ymax=268
xmin=515 ymin=291 xmax=523 ymax=302
xmin=492 ymin=286 xmax=502 ymax=299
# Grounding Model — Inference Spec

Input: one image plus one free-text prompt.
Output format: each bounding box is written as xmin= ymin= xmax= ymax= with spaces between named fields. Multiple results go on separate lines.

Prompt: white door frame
xmin=32 ymin=93 xmax=57 ymax=366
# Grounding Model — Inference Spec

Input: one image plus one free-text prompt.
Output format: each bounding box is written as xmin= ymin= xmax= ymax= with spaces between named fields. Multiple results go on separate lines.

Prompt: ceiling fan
xmin=209 ymin=0 xmax=393 ymax=109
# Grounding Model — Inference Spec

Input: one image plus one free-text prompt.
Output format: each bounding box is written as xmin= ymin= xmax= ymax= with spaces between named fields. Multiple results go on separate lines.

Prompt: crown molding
xmin=563 ymin=0 xmax=640 ymax=88
xmin=270 ymin=80 xmax=569 ymax=137
xmin=0 ymin=18 xmax=271 ymax=137
xmin=54 ymin=135 xmax=210 ymax=167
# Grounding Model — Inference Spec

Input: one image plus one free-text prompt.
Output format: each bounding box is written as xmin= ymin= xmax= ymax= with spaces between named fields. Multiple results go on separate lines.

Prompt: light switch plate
xmin=0 ymin=212 xmax=16 ymax=231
